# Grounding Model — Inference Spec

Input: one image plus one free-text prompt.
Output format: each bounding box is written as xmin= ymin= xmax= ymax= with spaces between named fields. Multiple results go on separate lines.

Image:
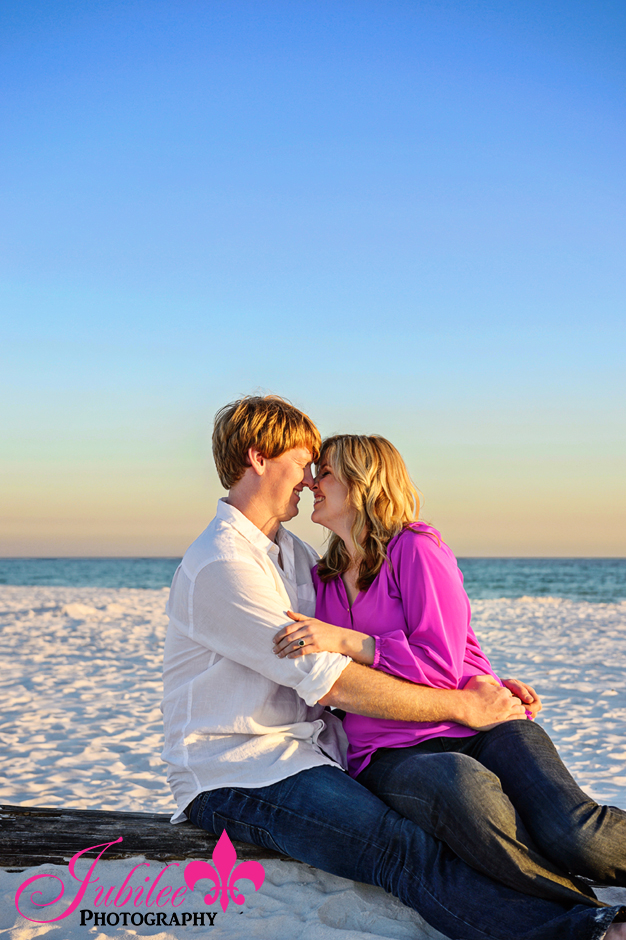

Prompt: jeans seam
xmin=212 ymin=810 xmax=283 ymax=854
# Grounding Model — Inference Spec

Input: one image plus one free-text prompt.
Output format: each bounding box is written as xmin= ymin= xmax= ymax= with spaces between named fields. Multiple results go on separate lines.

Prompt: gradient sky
xmin=1 ymin=0 xmax=625 ymax=556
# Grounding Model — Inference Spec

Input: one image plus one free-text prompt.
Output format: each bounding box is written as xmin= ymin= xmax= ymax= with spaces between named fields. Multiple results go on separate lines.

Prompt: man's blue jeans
xmin=187 ymin=761 xmax=624 ymax=939
xmin=357 ymin=721 xmax=626 ymax=899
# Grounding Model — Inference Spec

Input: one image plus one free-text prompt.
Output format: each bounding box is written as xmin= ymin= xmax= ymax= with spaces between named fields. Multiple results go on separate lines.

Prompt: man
xmin=162 ymin=395 xmax=623 ymax=940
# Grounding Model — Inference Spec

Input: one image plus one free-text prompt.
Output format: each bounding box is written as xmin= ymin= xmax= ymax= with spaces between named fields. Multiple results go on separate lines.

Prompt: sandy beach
xmin=1 ymin=585 xmax=625 ymax=937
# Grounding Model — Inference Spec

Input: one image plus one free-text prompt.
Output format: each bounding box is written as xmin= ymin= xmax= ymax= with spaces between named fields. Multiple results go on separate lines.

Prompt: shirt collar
xmin=216 ymin=498 xmax=290 ymax=558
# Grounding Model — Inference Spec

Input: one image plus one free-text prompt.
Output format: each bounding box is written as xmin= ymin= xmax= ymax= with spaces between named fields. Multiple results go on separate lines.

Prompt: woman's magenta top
xmin=312 ymin=523 xmax=500 ymax=778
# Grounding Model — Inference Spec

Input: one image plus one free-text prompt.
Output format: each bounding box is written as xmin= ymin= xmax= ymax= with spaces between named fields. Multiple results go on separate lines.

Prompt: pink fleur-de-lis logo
xmin=184 ymin=831 xmax=265 ymax=913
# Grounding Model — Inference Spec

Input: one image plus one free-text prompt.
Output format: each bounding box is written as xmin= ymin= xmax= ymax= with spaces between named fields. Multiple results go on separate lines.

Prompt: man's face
xmin=263 ymin=447 xmax=314 ymax=523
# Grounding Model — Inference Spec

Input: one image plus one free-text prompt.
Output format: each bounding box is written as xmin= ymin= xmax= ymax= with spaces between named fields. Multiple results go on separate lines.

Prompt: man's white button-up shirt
xmin=161 ymin=499 xmax=351 ymax=822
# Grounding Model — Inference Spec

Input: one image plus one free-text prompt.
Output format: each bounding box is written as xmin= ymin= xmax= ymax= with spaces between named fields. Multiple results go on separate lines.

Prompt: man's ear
xmin=247 ymin=447 xmax=267 ymax=476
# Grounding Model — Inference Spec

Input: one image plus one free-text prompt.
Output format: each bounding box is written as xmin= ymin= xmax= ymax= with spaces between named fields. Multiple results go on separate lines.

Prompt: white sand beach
xmin=1 ymin=586 xmax=625 ymax=938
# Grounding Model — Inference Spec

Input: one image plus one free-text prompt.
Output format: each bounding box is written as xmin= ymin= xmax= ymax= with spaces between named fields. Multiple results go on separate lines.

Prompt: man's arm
xmin=319 ymin=666 xmax=526 ymax=731
xmin=190 ymin=561 xmax=524 ymax=729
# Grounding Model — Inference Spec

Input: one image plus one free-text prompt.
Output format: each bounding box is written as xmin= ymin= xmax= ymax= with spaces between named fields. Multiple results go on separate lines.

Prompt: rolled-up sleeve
xmin=192 ymin=559 xmax=351 ymax=706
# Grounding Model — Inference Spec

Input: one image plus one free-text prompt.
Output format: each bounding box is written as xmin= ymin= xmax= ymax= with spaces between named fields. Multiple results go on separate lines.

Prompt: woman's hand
xmin=273 ymin=611 xmax=376 ymax=665
xmin=501 ymin=678 xmax=542 ymax=718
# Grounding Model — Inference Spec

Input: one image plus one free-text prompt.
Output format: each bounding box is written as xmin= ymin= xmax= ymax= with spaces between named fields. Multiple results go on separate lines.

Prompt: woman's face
xmin=311 ymin=462 xmax=354 ymax=534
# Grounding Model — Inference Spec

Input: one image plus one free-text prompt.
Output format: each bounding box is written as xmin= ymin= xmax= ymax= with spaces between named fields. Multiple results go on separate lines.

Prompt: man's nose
xmin=303 ymin=465 xmax=315 ymax=489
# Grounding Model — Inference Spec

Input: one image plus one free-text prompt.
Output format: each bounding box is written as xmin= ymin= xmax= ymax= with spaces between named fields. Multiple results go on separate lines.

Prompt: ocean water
xmin=458 ymin=557 xmax=626 ymax=602
xmin=0 ymin=557 xmax=181 ymax=590
xmin=0 ymin=556 xmax=625 ymax=602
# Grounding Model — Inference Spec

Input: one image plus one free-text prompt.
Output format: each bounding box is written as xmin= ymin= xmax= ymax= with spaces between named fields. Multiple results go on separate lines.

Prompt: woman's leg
xmin=357 ymin=743 xmax=602 ymax=906
xmin=186 ymin=764 xmax=624 ymax=940
xmin=466 ymin=720 xmax=626 ymax=885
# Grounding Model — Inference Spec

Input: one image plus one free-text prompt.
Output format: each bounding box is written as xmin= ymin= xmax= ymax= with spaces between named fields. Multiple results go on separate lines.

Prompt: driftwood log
xmin=0 ymin=804 xmax=291 ymax=869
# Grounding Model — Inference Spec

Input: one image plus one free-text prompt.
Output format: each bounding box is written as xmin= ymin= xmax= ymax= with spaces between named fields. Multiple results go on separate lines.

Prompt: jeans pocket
xmin=212 ymin=812 xmax=285 ymax=855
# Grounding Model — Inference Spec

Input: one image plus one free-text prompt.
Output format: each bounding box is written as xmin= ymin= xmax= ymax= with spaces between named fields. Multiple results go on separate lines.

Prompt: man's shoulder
xmin=181 ymin=515 xmax=254 ymax=580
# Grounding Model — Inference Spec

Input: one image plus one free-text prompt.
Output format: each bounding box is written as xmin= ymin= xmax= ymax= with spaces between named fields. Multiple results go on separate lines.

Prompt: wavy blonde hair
xmin=316 ymin=434 xmax=421 ymax=590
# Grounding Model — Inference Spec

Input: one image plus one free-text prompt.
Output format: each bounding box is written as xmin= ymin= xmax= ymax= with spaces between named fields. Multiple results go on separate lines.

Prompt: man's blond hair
xmin=212 ymin=395 xmax=321 ymax=489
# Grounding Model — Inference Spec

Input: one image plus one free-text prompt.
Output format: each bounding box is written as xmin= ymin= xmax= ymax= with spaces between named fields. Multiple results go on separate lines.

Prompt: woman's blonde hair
xmin=316 ymin=434 xmax=421 ymax=590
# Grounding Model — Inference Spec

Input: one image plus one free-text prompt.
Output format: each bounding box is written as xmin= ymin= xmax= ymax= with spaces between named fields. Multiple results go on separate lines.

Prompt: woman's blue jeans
xmin=187 ymin=759 xmax=624 ymax=940
xmin=356 ymin=722 xmax=626 ymax=914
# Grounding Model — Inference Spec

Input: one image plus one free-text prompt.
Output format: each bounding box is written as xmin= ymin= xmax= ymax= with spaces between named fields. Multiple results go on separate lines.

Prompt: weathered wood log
xmin=0 ymin=804 xmax=292 ymax=868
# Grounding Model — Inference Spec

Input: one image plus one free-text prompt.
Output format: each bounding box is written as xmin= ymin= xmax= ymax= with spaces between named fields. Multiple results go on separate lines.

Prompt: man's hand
xmin=501 ymin=678 xmax=542 ymax=719
xmin=458 ymin=675 xmax=527 ymax=730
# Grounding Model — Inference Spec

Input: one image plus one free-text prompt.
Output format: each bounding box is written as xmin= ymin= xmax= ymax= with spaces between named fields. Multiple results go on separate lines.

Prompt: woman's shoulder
xmin=389 ymin=522 xmax=442 ymax=548
xmin=387 ymin=523 xmax=454 ymax=566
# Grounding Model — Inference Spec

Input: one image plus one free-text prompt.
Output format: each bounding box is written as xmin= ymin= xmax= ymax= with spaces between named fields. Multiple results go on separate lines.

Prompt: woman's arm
xmin=273 ymin=611 xmax=459 ymax=688
xmin=273 ymin=615 xmax=535 ymax=725
xmin=364 ymin=529 xmax=486 ymax=687
xmin=273 ymin=610 xmax=376 ymax=664
xmin=274 ymin=533 xmax=482 ymax=687
xmin=377 ymin=536 xmax=541 ymax=713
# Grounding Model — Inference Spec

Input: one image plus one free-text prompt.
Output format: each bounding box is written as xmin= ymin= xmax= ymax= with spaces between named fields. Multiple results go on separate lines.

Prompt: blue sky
xmin=2 ymin=0 xmax=625 ymax=555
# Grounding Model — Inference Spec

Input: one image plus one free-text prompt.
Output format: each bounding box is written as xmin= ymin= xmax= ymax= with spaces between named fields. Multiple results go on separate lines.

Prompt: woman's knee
xmin=417 ymin=753 xmax=507 ymax=816
xmin=486 ymin=717 xmax=557 ymax=753
xmin=420 ymin=753 xmax=523 ymax=843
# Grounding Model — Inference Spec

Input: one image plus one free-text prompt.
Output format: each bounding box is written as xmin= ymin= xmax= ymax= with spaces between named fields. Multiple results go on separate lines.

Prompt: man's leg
xmin=467 ymin=720 xmax=626 ymax=885
xmin=187 ymin=765 xmax=623 ymax=940
xmin=356 ymin=743 xmax=601 ymax=906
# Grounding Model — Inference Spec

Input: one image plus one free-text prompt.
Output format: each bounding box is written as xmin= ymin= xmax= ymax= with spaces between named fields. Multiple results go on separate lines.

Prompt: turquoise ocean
xmin=0 ymin=557 xmax=624 ymax=602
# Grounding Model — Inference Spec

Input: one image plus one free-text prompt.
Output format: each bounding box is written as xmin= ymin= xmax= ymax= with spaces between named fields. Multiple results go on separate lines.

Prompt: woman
xmin=273 ymin=434 xmax=626 ymax=909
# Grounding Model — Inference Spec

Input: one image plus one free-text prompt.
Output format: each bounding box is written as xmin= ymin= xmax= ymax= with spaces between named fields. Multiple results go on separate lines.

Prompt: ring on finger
xmin=297 ymin=639 xmax=305 ymax=648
